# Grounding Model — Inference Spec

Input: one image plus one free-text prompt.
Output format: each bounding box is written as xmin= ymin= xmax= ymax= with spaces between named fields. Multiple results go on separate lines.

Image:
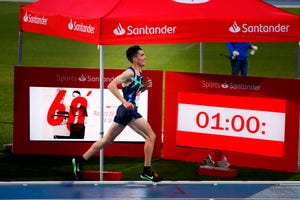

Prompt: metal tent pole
xmin=99 ymin=45 xmax=104 ymax=181
xmin=298 ymin=42 xmax=300 ymax=79
xmin=17 ymin=31 xmax=23 ymax=66
xmin=200 ymin=42 xmax=204 ymax=73
xmin=298 ymin=42 xmax=300 ymax=172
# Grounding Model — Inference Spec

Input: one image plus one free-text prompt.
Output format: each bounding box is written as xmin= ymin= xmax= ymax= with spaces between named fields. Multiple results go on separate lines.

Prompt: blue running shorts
xmin=114 ymin=104 xmax=142 ymax=126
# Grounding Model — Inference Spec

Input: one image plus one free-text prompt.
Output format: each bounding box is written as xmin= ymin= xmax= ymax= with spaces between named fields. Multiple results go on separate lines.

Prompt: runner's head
xmin=126 ymin=45 xmax=143 ymax=63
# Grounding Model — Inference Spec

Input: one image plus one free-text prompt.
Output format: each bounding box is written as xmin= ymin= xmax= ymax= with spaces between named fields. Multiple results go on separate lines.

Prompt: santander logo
xmin=67 ymin=18 xmax=95 ymax=34
xmin=173 ymin=0 xmax=209 ymax=4
xmin=113 ymin=23 xmax=126 ymax=36
xmin=23 ymin=11 xmax=48 ymax=25
xmin=229 ymin=20 xmax=290 ymax=34
xmin=78 ymin=74 xmax=87 ymax=82
xmin=113 ymin=23 xmax=177 ymax=36
xmin=229 ymin=21 xmax=241 ymax=33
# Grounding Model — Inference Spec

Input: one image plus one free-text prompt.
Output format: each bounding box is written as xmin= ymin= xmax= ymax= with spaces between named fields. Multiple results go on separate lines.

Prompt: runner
xmin=72 ymin=45 xmax=162 ymax=182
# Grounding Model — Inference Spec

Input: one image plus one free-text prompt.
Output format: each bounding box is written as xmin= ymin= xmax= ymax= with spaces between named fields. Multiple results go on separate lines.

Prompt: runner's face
xmin=135 ymin=50 xmax=146 ymax=67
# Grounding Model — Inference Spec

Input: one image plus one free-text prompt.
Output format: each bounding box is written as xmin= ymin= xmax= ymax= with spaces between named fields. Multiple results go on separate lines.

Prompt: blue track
xmin=0 ymin=181 xmax=300 ymax=199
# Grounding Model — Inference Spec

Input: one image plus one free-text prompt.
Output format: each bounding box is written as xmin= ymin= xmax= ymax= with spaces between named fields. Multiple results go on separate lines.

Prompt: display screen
xmin=176 ymin=92 xmax=286 ymax=157
xmin=29 ymin=87 xmax=148 ymax=142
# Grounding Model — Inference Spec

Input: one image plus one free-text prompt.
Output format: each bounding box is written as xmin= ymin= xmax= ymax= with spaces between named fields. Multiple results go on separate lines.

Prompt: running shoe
xmin=217 ymin=155 xmax=230 ymax=168
xmin=201 ymin=154 xmax=215 ymax=167
xmin=72 ymin=157 xmax=83 ymax=180
xmin=140 ymin=170 xmax=163 ymax=182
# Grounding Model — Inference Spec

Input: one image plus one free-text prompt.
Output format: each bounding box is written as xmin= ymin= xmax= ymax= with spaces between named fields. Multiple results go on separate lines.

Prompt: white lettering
xmin=229 ymin=83 xmax=261 ymax=91
xmin=56 ymin=75 xmax=77 ymax=82
xmin=73 ymin=21 xmax=95 ymax=34
xmin=242 ymin=24 xmax=290 ymax=33
xmin=127 ymin=25 xmax=176 ymax=35
xmin=87 ymin=76 xmax=99 ymax=82
xmin=201 ymin=80 xmax=261 ymax=91
xmin=24 ymin=14 xmax=48 ymax=25
xmin=201 ymin=80 xmax=221 ymax=88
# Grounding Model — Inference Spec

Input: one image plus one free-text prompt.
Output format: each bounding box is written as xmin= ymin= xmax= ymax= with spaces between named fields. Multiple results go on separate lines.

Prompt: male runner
xmin=72 ymin=45 xmax=162 ymax=182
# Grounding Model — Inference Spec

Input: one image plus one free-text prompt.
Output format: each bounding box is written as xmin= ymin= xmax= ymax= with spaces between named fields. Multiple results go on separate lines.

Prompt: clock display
xmin=176 ymin=92 xmax=286 ymax=157
xmin=178 ymin=104 xmax=285 ymax=141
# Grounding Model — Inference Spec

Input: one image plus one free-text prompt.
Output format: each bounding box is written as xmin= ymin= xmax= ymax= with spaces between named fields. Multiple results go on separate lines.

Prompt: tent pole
xmin=200 ymin=42 xmax=203 ymax=73
xmin=99 ymin=45 xmax=104 ymax=181
xmin=298 ymin=42 xmax=300 ymax=79
xmin=17 ymin=30 xmax=23 ymax=66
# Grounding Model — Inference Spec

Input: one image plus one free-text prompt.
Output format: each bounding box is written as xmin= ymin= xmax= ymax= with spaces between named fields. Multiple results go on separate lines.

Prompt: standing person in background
xmin=226 ymin=42 xmax=258 ymax=76
xmin=72 ymin=45 xmax=162 ymax=182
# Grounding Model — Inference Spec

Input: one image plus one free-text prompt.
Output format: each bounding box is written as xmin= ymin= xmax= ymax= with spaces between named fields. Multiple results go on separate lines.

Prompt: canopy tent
xmin=18 ymin=0 xmax=300 ymax=180
xmin=19 ymin=0 xmax=300 ymax=44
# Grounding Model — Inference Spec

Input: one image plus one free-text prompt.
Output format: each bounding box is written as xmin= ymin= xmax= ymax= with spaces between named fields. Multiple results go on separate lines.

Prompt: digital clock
xmin=176 ymin=92 xmax=286 ymax=157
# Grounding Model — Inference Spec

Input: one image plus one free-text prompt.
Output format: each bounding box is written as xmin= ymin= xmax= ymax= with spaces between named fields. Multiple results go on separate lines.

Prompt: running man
xmin=72 ymin=45 xmax=162 ymax=182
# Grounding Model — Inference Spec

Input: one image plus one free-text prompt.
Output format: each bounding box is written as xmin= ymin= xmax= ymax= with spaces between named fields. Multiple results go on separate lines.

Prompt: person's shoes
xmin=72 ymin=157 xmax=83 ymax=180
xmin=140 ymin=170 xmax=163 ymax=182
xmin=217 ymin=155 xmax=230 ymax=168
xmin=202 ymin=154 xmax=215 ymax=167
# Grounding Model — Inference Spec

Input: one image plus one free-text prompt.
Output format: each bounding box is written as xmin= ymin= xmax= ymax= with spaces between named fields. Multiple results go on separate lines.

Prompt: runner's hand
xmin=123 ymin=101 xmax=134 ymax=110
xmin=145 ymin=78 xmax=152 ymax=88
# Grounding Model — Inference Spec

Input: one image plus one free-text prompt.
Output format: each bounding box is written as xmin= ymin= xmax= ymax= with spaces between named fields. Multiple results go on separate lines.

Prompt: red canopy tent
xmin=18 ymin=0 xmax=300 ymax=72
xmin=19 ymin=0 xmax=300 ymax=45
xmin=17 ymin=0 xmax=300 ymax=180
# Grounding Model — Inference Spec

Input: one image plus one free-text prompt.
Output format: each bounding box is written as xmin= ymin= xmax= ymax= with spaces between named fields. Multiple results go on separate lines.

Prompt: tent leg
xmin=99 ymin=45 xmax=104 ymax=181
xmin=200 ymin=43 xmax=204 ymax=73
xmin=298 ymin=42 xmax=300 ymax=79
xmin=17 ymin=30 xmax=23 ymax=66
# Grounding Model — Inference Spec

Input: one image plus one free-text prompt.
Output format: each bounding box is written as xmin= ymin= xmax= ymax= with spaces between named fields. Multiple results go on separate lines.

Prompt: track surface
xmin=0 ymin=181 xmax=300 ymax=199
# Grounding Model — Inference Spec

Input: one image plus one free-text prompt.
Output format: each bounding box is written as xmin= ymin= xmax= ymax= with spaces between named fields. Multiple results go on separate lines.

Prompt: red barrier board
xmin=163 ymin=72 xmax=300 ymax=172
xmin=13 ymin=66 xmax=163 ymax=157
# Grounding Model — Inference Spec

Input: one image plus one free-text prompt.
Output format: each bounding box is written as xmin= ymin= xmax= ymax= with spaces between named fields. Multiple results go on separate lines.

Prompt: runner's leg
xmin=82 ymin=122 xmax=125 ymax=160
xmin=128 ymin=117 xmax=156 ymax=167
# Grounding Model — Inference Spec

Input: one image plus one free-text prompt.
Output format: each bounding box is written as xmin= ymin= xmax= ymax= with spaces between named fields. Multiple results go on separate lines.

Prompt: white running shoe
xmin=202 ymin=154 xmax=215 ymax=167
xmin=217 ymin=155 xmax=230 ymax=168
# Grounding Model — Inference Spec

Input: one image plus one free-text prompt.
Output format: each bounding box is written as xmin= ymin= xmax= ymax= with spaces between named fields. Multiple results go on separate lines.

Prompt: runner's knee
xmin=90 ymin=137 xmax=113 ymax=152
xmin=146 ymin=132 xmax=156 ymax=143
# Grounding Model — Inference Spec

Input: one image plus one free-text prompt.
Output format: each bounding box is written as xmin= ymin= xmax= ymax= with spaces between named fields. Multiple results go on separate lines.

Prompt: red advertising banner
xmin=163 ymin=72 xmax=300 ymax=172
xmin=13 ymin=66 xmax=163 ymax=157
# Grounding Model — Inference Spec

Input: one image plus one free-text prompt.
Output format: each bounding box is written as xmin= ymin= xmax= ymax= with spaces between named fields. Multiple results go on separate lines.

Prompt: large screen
xmin=30 ymin=87 xmax=148 ymax=142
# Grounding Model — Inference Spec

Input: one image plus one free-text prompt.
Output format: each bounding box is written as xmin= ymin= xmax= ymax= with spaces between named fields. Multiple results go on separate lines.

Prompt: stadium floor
xmin=1 ymin=181 xmax=300 ymax=199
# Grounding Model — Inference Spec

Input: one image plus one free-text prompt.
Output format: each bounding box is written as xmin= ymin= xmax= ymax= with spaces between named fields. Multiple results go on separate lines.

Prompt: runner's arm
xmin=108 ymin=69 xmax=135 ymax=109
